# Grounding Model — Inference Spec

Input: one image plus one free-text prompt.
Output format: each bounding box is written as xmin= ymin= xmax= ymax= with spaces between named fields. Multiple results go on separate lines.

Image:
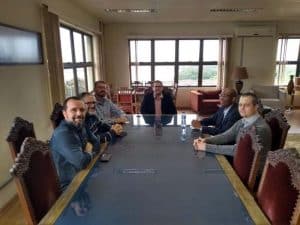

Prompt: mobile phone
xmin=100 ymin=153 xmax=112 ymax=162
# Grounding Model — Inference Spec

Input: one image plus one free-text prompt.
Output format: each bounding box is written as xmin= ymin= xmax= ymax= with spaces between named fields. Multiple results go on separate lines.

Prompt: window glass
xmin=202 ymin=65 xmax=218 ymax=86
xmin=60 ymin=27 xmax=72 ymax=63
xmin=276 ymin=39 xmax=283 ymax=61
xmin=60 ymin=25 xmax=95 ymax=96
xmin=64 ymin=68 xmax=75 ymax=97
xmin=130 ymin=40 xmax=151 ymax=62
xmin=179 ymin=40 xmax=200 ymax=62
xmin=74 ymin=32 xmax=84 ymax=62
xmin=87 ymin=67 xmax=94 ymax=92
xmin=155 ymin=40 xmax=175 ymax=62
xmin=128 ymin=39 xmax=220 ymax=87
xmin=286 ymin=39 xmax=300 ymax=61
xmin=131 ymin=65 xmax=151 ymax=83
xmin=77 ymin=68 xmax=86 ymax=94
xmin=275 ymin=38 xmax=300 ymax=85
xmin=155 ymin=65 xmax=174 ymax=86
xmin=178 ymin=65 xmax=198 ymax=86
xmin=84 ymin=35 xmax=92 ymax=62
xmin=203 ymin=40 xmax=219 ymax=61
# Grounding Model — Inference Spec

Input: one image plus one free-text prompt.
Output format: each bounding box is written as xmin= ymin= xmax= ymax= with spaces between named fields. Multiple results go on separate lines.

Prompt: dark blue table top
xmin=54 ymin=115 xmax=254 ymax=225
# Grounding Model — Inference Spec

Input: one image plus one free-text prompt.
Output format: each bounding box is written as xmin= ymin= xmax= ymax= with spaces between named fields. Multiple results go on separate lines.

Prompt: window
xmin=129 ymin=39 xmax=220 ymax=86
xmin=60 ymin=25 xmax=95 ymax=97
xmin=275 ymin=37 xmax=300 ymax=85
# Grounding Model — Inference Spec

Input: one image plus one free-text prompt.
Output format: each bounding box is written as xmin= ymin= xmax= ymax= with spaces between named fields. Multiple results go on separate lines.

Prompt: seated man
xmin=140 ymin=80 xmax=177 ymax=116
xmin=94 ymin=80 xmax=127 ymax=123
xmin=193 ymin=92 xmax=271 ymax=174
xmin=50 ymin=97 xmax=100 ymax=191
xmin=191 ymin=88 xmax=241 ymax=136
xmin=80 ymin=92 xmax=123 ymax=143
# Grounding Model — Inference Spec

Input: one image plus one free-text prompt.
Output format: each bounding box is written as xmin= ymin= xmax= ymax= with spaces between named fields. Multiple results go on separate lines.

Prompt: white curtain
xmin=275 ymin=36 xmax=288 ymax=86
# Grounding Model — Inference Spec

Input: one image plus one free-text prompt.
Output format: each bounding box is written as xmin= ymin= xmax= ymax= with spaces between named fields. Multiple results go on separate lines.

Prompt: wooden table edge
xmin=215 ymin=155 xmax=271 ymax=225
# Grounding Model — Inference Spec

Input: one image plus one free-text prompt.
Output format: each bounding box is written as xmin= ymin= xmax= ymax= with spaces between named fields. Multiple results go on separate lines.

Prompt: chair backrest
xmin=264 ymin=109 xmax=290 ymax=151
xmin=10 ymin=137 xmax=61 ymax=225
xmin=50 ymin=103 xmax=64 ymax=129
xmin=6 ymin=117 xmax=36 ymax=159
xmin=233 ymin=126 xmax=262 ymax=191
xmin=256 ymin=148 xmax=300 ymax=225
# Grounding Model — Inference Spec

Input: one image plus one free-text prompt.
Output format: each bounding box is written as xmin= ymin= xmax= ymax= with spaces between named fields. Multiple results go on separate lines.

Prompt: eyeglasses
xmin=219 ymin=94 xmax=230 ymax=98
xmin=85 ymin=101 xmax=96 ymax=105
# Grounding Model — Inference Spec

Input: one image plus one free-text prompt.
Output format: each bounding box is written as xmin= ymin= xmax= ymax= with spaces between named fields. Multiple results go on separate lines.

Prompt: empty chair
xmin=233 ymin=127 xmax=262 ymax=192
xmin=264 ymin=109 xmax=290 ymax=151
xmin=10 ymin=137 xmax=61 ymax=225
xmin=256 ymin=148 xmax=300 ymax=225
xmin=50 ymin=102 xmax=64 ymax=129
xmin=117 ymin=87 xmax=134 ymax=113
xmin=6 ymin=117 xmax=36 ymax=159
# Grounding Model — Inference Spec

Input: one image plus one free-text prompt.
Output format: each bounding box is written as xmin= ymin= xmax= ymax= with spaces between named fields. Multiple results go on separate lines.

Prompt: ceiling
xmin=74 ymin=0 xmax=300 ymax=23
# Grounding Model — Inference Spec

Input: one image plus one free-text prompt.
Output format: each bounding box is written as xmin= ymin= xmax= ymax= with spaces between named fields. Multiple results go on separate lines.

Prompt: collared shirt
xmin=242 ymin=113 xmax=260 ymax=128
xmin=223 ymin=104 xmax=233 ymax=119
xmin=50 ymin=120 xmax=100 ymax=190
xmin=154 ymin=93 xmax=163 ymax=118
xmin=95 ymin=97 xmax=125 ymax=122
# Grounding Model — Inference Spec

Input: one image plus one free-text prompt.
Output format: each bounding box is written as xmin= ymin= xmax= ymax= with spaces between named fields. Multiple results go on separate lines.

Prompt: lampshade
xmin=232 ymin=67 xmax=249 ymax=80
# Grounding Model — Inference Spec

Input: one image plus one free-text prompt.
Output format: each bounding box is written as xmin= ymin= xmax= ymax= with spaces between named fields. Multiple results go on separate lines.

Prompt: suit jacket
xmin=201 ymin=104 xmax=241 ymax=135
xmin=141 ymin=91 xmax=177 ymax=115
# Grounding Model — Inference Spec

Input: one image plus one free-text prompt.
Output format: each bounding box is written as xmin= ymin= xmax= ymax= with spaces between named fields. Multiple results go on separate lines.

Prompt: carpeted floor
xmin=285 ymin=134 xmax=300 ymax=152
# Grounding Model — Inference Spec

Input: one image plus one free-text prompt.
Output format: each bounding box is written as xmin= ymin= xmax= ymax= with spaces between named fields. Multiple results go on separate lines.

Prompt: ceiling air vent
xmin=210 ymin=8 xmax=262 ymax=13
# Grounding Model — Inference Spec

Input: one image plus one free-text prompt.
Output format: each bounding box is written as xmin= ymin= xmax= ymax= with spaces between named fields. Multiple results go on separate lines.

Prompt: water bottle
xmin=180 ymin=112 xmax=186 ymax=141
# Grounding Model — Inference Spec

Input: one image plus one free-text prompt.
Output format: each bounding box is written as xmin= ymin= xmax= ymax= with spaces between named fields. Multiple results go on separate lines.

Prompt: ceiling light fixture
xmin=210 ymin=8 xmax=262 ymax=13
xmin=105 ymin=8 xmax=156 ymax=13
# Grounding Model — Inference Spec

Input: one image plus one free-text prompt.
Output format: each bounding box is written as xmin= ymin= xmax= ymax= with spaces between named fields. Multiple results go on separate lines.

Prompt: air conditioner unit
xmin=235 ymin=25 xmax=276 ymax=37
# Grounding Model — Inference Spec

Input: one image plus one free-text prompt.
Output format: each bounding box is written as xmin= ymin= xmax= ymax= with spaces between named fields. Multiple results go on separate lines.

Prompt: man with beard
xmin=50 ymin=97 xmax=100 ymax=191
xmin=94 ymin=81 xmax=127 ymax=123
xmin=80 ymin=92 xmax=123 ymax=143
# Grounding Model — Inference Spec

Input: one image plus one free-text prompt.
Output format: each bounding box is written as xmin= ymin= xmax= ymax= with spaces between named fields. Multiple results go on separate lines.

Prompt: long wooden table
xmin=39 ymin=114 xmax=270 ymax=225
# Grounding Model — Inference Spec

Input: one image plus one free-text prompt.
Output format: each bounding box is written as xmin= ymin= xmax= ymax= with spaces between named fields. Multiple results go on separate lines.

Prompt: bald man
xmin=191 ymin=88 xmax=241 ymax=136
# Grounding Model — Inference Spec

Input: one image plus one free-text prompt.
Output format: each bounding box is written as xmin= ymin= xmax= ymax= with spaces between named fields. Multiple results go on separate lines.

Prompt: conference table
xmin=40 ymin=114 xmax=270 ymax=225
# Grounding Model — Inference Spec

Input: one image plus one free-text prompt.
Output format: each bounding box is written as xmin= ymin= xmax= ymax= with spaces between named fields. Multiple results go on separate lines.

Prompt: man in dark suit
xmin=141 ymin=80 xmax=177 ymax=115
xmin=191 ymin=88 xmax=240 ymax=136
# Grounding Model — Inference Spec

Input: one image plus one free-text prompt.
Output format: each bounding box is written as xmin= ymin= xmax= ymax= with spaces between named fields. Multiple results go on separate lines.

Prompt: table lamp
xmin=232 ymin=66 xmax=248 ymax=95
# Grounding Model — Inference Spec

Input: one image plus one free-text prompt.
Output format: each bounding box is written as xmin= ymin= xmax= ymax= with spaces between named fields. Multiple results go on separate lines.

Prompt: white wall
xmin=0 ymin=0 xmax=99 ymax=209
xmin=103 ymin=21 xmax=300 ymax=108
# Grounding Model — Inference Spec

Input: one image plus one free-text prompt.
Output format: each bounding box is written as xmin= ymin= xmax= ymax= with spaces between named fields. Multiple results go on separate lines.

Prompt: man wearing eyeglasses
xmin=191 ymin=88 xmax=241 ymax=136
xmin=94 ymin=81 xmax=127 ymax=123
xmin=80 ymin=92 xmax=123 ymax=143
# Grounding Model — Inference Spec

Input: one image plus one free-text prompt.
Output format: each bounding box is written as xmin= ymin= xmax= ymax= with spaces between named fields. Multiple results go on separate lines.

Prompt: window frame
xmin=60 ymin=24 xmax=95 ymax=96
xmin=275 ymin=37 xmax=300 ymax=86
xmin=128 ymin=38 xmax=219 ymax=87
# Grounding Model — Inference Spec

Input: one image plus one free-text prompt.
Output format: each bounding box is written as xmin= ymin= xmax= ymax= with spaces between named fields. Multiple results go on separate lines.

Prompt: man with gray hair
xmin=191 ymin=88 xmax=241 ymax=136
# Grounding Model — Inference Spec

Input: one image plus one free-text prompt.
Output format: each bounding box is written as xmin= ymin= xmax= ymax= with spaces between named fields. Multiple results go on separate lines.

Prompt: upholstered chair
xmin=190 ymin=88 xmax=221 ymax=115
xmin=6 ymin=117 xmax=36 ymax=159
xmin=233 ymin=126 xmax=262 ymax=192
xmin=50 ymin=102 xmax=64 ymax=129
xmin=264 ymin=109 xmax=290 ymax=151
xmin=256 ymin=148 xmax=300 ymax=225
xmin=10 ymin=137 xmax=61 ymax=225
